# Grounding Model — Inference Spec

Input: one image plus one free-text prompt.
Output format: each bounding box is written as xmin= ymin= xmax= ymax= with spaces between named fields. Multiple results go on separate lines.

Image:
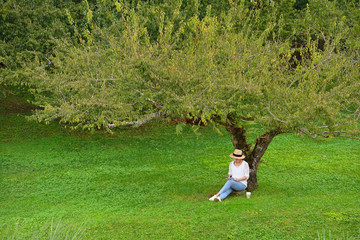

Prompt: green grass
xmin=0 ymin=98 xmax=359 ymax=239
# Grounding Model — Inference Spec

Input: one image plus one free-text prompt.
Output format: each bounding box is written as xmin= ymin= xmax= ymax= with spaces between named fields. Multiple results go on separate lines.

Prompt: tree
xmin=20 ymin=0 xmax=360 ymax=190
xmin=0 ymin=0 xmax=71 ymax=70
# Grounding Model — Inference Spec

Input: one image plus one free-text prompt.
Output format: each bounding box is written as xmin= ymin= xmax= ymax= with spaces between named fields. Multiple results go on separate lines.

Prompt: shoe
xmin=209 ymin=195 xmax=217 ymax=201
xmin=214 ymin=196 xmax=221 ymax=202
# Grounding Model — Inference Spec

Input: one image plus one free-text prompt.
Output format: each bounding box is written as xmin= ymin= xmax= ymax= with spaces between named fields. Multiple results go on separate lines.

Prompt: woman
xmin=209 ymin=149 xmax=249 ymax=202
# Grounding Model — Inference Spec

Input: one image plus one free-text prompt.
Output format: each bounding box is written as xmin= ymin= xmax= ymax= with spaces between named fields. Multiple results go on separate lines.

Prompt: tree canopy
xmin=1 ymin=0 xmax=359 ymax=190
xmin=8 ymin=0 xmax=357 ymax=138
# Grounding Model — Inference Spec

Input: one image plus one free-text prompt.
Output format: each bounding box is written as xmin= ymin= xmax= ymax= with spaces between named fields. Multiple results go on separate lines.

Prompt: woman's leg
xmin=218 ymin=180 xmax=246 ymax=200
xmin=231 ymin=181 xmax=246 ymax=191
xmin=218 ymin=180 xmax=233 ymax=199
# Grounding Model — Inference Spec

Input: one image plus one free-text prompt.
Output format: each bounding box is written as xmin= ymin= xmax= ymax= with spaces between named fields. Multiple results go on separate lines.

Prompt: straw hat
xmin=229 ymin=149 xmax=246 ymax=160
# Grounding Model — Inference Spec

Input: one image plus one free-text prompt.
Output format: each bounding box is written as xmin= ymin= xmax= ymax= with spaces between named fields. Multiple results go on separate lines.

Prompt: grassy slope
xmin=0 ymin=96 xmax=359 ymax=239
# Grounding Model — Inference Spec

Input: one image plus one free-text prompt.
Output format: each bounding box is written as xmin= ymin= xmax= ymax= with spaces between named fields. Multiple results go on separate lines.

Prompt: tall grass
xmin=315 ymin=230 xmax=359 ymax=240
xmin=0 ymin=219 xmax=86 ymax=240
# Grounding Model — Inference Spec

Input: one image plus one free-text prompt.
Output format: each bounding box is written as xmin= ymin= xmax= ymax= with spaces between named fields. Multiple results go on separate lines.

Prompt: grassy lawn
xmin=0 ymin=97 xmax=359 ymax=239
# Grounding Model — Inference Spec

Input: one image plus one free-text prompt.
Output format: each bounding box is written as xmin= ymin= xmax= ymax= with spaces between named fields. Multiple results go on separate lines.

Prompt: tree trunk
xmin=247 ymin=129 xmax=280 ymax=191
xmin=225 ymin=125 xmax=251 ymax=153
xmin=226 ymin=125 xmax=280 ymax=191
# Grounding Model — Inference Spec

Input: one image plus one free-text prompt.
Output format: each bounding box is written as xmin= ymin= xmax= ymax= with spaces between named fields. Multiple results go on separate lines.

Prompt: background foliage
xmin=2 ymin=0 xmax=358 ymax=138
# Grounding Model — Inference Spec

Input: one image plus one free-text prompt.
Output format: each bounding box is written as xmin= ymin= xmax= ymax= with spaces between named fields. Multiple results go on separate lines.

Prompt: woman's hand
xmin=234 ymin=177 xmax=246 ymax=182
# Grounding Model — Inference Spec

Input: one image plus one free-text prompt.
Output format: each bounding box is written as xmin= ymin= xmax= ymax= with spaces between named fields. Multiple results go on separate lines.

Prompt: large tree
xmin=19 ymin=0 xmax=360 ymax=190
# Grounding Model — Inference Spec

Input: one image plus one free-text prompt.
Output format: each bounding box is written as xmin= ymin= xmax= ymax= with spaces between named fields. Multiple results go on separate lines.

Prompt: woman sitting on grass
xmin=209 ymin=149 xmax=249 ymax=202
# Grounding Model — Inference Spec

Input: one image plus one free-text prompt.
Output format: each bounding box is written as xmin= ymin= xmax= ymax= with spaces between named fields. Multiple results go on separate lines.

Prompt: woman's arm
xmin=228 ymin=161 xmax=233 ymax=177
xmin=244 ymin=162 xmax=249 ymax=180
xmin=234 ymin=176 xmax=247 ymax=182
xmin=234 ymin=162 xmax=250 ymax=182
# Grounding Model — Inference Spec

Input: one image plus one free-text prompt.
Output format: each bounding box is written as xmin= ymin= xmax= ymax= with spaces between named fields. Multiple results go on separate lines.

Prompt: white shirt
xmin=228 ymin=160 xmax=250 ymax=187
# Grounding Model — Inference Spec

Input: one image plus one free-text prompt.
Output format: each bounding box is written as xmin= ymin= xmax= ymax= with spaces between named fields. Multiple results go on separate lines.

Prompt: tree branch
xmin=267 ymin=102 xmax=286 ymax=124
xmin=354 ymin=106 xmax=360 ymax=121
xmin=146 ymin=98 xmax=163 ymax=109
xmin=133 ymin=89 xmax=164 ymax=110
xmin=109 ymin=112 xmax=161 ymax=129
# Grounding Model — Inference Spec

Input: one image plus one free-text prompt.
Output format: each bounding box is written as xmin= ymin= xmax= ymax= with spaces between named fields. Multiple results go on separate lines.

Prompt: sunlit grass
xmin=0 ymin=99 xmax=359 ymax=239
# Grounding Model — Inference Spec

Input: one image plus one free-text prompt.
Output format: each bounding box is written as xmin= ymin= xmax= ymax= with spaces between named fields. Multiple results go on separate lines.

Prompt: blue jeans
xmin=219 ymin=180 xmax=246 ymax=199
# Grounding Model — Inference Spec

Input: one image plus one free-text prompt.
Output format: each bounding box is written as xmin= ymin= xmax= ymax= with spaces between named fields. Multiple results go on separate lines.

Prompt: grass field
xmin=0 ymin=95 xmax=359 ymax=239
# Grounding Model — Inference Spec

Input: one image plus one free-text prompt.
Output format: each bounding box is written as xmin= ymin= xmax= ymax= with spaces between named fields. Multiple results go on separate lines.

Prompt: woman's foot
xmin=209 ymin=194 xmax=219 ymax=201
xmin=209 ymin=195 xmax=217 ymax=201
xmin=209 ymin=195 xmax=221 ymax=202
